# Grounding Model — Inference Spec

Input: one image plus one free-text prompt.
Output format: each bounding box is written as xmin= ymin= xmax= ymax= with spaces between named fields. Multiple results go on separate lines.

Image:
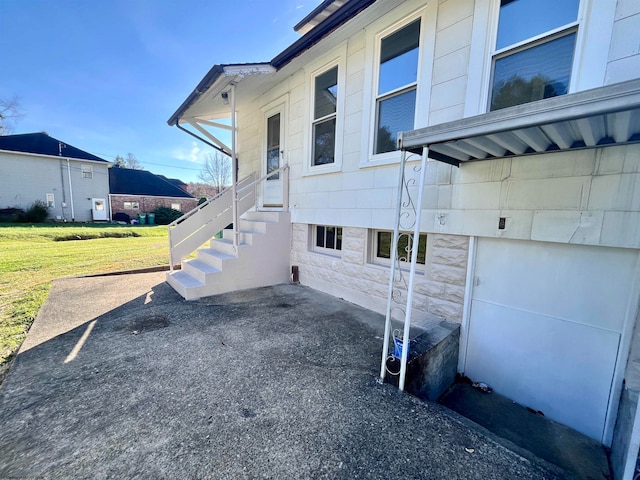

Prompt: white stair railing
xmin=168 ymin=173 xmax=256 ymax=269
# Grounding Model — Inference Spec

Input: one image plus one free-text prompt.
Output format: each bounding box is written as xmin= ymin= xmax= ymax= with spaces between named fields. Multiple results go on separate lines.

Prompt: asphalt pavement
xmin=0 ymin=272 xmax=565 ymax=479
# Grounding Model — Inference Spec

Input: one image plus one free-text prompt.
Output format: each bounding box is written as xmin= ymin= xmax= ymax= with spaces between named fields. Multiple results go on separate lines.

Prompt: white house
xmin=166 ymin=1 xmax=640 ymax=478
xmin=0 ymin=132 xmax=111 ymax=222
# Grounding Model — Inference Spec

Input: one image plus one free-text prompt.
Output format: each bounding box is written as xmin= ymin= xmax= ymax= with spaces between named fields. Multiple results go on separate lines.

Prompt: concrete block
xmin=531 ymin=210 xmax=604 ymax=244
xmin=601 ymin=211 xmax=640 ymax=248
xmin=431 ymin=245 xmax=468 ymax=268
xmin=402 ymin=320 xmax=461 ymax=402
xmin=428 ymin=297 xmax=464 ymax=322
xmin=429 ymin=263 xmax=466 ymax=287
xmin=452 ymin=182 xmax=501 ymax=210
xmin=589 ymin=173 xmax=640 ymax=211
xmin=501 ymin=177 xmax=591 ymax=210
xmin=444 ymin=284 xmax=465 ymax=304
xmin=342 ymin=249 xmax=364 ymax=265
xmin=414 ymin=280 xmax=447 ymax=298
xmin=431 ymin=234 xmax=469 ymax=250
xmin=511 ymin=150 xmax=596 ymax=179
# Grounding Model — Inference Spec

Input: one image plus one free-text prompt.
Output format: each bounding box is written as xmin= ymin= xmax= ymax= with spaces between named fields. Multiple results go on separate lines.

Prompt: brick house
xmin=108 ymin=167 xmax=197 ymax=221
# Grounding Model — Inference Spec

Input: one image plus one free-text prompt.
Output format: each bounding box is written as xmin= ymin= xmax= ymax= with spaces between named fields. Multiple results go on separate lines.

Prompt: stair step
xmin=168 ymin=270 xmax=204 ymax=289
xmin=244 ymin=211 xmax=281 ymax=223
xmin=238 ymin=218 xmax=267 ymax=234
xmin=210 ymin=237 xmax=248 ymax=255
xmin=197 ymin=248 xmax=236 ymax=269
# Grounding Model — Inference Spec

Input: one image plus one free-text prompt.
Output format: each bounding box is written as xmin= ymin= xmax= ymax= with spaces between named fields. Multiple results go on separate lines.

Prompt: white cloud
xmin=190 ymin=142 xmax=201 ymax=162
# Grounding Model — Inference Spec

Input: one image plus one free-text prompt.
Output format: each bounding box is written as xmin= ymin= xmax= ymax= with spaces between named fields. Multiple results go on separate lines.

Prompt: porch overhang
xmin=398 ymin=79 xmax=640 ymax=167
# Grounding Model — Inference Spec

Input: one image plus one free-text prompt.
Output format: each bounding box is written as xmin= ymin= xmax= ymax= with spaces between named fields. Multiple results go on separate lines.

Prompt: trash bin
xmin=138 ymin=213 xmax=146 ymax=225
xmin=147 ymin=213 xmax=155 ymax=225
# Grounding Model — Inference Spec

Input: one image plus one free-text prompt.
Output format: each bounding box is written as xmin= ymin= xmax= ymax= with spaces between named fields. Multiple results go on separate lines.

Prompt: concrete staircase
xmin=166 ymin=211 xmax=291 ymax=300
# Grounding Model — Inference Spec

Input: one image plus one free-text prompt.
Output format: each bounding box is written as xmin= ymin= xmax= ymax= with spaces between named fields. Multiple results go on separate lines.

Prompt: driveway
xmin=0 ymin=273 xmax=563 ymax=479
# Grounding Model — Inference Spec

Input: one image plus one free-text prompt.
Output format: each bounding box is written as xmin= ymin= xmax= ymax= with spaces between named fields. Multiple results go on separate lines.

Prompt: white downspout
xmin=66 ymin=159 xmax=75 ymax=222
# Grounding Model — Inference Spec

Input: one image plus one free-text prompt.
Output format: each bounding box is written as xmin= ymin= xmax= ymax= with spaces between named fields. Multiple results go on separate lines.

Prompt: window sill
xmin=359 ymin=150 xmax=421 ymax=169
xmin=368 ymin=261 xmax=426 ymax=275
xmin=310 ymin=249 xmax=343 ymax=259
xmin=303 ymin=162 xmax=342 ymax=177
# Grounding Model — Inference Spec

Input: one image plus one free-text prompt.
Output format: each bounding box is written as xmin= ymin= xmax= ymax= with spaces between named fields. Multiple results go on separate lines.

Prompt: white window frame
xmin=81 ymin=164 xmax=93 ymax=179
xmin=465 ymin=0 xmax=616 ymax=117
xmin=369 ymin=229 xmax=427 ymax=271
xmin=359 ymin=4 xmax=436 ymax=169
xmin=46 ymin=193 xmax=55 ymax=208
xmin=309 ymin=225 xmax=343 ymax=257
xmin=123 ymin=201 xmax=139 ymax=210
xmin=303 ymin=47 xmax=346 ymax=177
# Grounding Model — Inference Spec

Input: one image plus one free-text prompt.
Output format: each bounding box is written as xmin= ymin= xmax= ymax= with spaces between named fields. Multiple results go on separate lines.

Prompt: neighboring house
xmin=108 ymin=167 xmax=198 ymax=220
xmin=0 ymin=132 xmax=111 ymax=222
xmin=166 ymin=1 xmax=640 ymax=478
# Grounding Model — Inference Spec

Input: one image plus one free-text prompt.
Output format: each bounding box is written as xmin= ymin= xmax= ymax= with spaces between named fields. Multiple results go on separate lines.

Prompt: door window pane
xmin=376 ymin=89 xmax=416 ymax=154
xmin=491 ymin=32 xmax=576 ymax=111
xmin=497 ymin=0 xmax=579 ymax=50
xmin=267 ymin=113 xmax=280 ymax=180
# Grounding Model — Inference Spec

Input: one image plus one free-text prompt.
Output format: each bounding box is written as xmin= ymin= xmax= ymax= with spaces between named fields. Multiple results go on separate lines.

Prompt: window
xmin=171 ymin=203 xmax=181 ymax=211
xmin=312 ymin=66 xmax=338 ymax=166
xmin=375 ymin=19 xmax=421 ymax=155
xmin=46 ymin=193 xmax=55 ymax=208
xmin=267 ymin=113 xmax=281 ymax=180
xmin=123 ymin=202 xmax=139 ymax=210
xmin=81 ymin=165 xmax=93 ymax=179
xmin=312 ymin=225 xmax=342 ymax=255
xmin=373 ymin=230 xmax=427 ymax=267
xmin=490 ymin=0 xmax=579 ymax=111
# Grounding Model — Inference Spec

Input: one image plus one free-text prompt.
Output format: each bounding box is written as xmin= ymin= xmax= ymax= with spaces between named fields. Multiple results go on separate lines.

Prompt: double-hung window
xmin=490 ymin=0 xmax=580 ymax=111
xmin=312 ymin=66 xmax=338 ymax=166
xmin=81 ymin=164 xmax=93 ymax=179
xmin=375 ymin=19 xmax=421 ymax=155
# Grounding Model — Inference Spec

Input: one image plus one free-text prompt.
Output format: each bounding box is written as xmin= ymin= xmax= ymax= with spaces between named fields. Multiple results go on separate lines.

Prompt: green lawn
xmin=0 ymin=223 xmax=170 ymax=365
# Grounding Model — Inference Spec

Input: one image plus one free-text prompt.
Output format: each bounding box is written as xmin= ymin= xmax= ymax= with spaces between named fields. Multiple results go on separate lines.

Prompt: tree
xmin=0 ymin=97 xmax=24 ymax=135
xmin=198 ymin=151 xmax=231 ymax=193
xmin=113 ymin=153 xmax=142 ymax=169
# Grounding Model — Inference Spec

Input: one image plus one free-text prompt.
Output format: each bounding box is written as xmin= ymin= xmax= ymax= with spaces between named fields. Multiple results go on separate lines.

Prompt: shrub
xmin=16 ymin=200 xmax=49 ymax=223
xmin=0 ymin=207 xmax=24 ymax=222
xmin=198 ymin=197 xmax=207 ymax=205
xmin=152 ymin=207 xmax=183 ymax=225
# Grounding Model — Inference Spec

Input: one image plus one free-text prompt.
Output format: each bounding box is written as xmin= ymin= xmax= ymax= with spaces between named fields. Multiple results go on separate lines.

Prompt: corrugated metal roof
xmin=399 ymin=79 xmax=640 ymax=166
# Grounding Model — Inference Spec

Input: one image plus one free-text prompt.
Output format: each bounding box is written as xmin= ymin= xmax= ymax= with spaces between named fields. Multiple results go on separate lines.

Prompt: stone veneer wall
xmin=291 ymin=223 xmax=469 ymax=325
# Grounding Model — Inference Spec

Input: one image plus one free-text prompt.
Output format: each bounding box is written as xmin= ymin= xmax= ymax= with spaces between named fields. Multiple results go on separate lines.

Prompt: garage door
xmin=465 ymin=238 xmax=639 ymax=442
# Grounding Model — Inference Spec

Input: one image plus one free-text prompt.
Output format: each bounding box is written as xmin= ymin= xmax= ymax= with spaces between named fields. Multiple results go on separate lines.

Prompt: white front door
xmin=465 ymin=238 xmax=639 ymax=442
xmin=91 ymin=198 xmax=108 ymax=221
xmin=262 ymin=109 xmax=284 ymax=207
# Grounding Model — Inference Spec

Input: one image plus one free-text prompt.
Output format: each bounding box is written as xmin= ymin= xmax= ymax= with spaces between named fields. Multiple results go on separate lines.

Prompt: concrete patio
xmin=0 ymin=272 xmax=566 ymax=478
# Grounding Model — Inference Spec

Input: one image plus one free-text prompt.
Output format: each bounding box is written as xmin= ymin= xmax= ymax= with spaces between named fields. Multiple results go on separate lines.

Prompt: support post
xmin=230 ymin=83 xmax=239 ymax=250
xmin=399 ymin=147 xmax=428 ymax=391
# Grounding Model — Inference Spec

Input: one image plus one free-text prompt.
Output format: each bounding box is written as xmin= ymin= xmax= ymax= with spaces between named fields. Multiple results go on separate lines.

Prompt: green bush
xmin=198 ymin=197 xmax=207 ymax=205
xmin=0 ymin=208 xmax=24 ymax=222
xmin=16 ymin=201 xmax=49 ymax=223
xmin=152 ymin=207 xmax=183 ymax=225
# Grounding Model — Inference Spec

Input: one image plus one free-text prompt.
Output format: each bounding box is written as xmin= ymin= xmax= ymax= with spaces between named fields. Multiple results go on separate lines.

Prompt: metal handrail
xmin=237 ymin=164 xmax=289 ymax=195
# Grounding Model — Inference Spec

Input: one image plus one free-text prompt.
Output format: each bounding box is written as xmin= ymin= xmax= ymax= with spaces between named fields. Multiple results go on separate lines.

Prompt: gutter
xmin=167 ymin=0 xmax=377 ymax=127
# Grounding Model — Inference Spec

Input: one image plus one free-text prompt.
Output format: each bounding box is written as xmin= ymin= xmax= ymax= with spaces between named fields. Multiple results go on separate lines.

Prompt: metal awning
xmin=398 ymin=79 xmax=640 ymax=167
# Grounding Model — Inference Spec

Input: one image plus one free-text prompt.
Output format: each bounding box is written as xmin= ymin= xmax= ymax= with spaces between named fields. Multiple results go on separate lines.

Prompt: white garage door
xmin=465 ymin=238 xmax=639 ymax=442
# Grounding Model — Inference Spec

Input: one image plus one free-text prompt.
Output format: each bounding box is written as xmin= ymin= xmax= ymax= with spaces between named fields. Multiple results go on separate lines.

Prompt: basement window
xmin=311 ymin=225 xmax=342 ymax=256
xmin=123 ymin=202 xmax=139 ymax=210
xmin=371 ymin=230 xmax=426 ymax=268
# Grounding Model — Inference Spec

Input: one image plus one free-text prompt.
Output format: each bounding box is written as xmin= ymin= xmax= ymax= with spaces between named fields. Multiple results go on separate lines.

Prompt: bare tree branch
xmin=0 ymin=97 xmax=24 ymax=135
xmin=198 ymin=151 xmax=231 ymax=193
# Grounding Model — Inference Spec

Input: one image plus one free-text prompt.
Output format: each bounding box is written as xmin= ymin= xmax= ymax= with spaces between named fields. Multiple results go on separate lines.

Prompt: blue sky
xmin=0 ymin=0 xmax=315 ymax=183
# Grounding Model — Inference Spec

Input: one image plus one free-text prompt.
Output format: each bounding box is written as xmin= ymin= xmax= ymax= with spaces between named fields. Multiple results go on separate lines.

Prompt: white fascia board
xmin=0 ymin=149 xmax=109 ymax=165
xmin=222 ymin=64 xmax=275 ymax=77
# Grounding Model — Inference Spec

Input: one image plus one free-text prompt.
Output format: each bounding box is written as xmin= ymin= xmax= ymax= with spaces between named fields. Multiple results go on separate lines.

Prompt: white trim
xmin=0 ymin=148 xmax=108 ymax=165
xmin=260 ymin=95 xmax=289 ymax=208
xmin=303 ymin=48 xmax=347 ymax=177
xmin=369 ymin=228 xmax=427 ymax=272
xmin=309 ymin=224 xmax=343 ymax=257
xmin=458 ymin=235 xmax=477 ymax=374
xmin=465 ymin=0 xmax=496 ymax=118
xmin=603 ymin=251 xmax=640 ymax=446
xmin=359 ymin=3 xmax=436 ymax=168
